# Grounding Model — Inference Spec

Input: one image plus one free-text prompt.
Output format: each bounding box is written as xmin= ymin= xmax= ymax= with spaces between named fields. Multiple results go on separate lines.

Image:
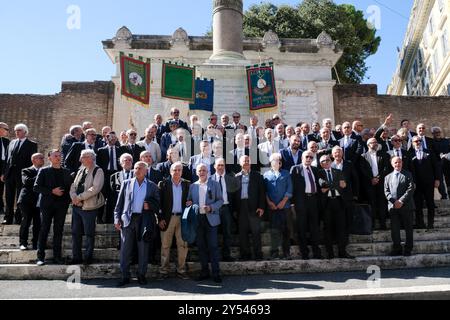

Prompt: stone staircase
xmin=1 ymin=201 xmax=450 ymax=280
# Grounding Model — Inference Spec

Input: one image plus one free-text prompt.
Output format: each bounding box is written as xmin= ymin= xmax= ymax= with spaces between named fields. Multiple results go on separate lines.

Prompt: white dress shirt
xmin=198 ymin=181 xmax=208 ymax=214
xmin=302 ymin=164 xmax=316 ymax=193
xmin=369 ymin=151 xmax=379 ymax=177
xmin=213 ymin=173 xmax=228 ymax=204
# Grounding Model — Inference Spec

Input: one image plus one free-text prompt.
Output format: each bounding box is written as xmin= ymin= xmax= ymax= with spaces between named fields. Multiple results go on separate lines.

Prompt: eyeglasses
xmin=173 ymin=111 xmax=180 ymax=114
xmin=320 ymin=159 xmax=331 ymax=163
xmin=233 ymin=116 xmax=240 ymax=119
xmin=413 ymin=140 xmax=421 ymax=143
xmin=305 ymin=156 xmax=314 ymax=159
xmin=129 ymin=133 xmax=137 ymax=136
xmin=391 ymin=139 xmax=400 ymax=142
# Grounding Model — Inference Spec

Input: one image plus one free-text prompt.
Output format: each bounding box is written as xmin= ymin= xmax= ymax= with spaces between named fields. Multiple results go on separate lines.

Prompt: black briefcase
xmin=350 ymin=203 xmax=373 ymax=235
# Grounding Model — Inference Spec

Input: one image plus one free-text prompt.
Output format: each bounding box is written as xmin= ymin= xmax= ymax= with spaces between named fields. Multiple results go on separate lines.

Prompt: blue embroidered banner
xmin=189 ymin=78 xmax=214 ymax=112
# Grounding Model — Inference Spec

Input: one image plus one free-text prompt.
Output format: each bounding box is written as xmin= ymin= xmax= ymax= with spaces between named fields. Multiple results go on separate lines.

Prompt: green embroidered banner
xmin=246 ymin=64 xmax=277 ymax=111
xmin=161 ymin=62 xmax=195 ymax=102
xmin=120 ymin=54 xmax=150 ymax=105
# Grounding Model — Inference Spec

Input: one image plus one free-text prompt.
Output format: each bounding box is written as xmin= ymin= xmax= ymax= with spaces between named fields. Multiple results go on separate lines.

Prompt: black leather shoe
xmin=313 ymin=254 xmax=323 ymax=260
xmin=195 ymin=273 xmax=210 ymax=281
xmin=213 ymin=275 xmax=222 ymax=283
xmin=301 ymin=254 xmax=310 ymax=260
xmin=427 ymin=224 xmax=434 ymax=230
xmin=67 ymin=258 xmax=83 ymax=265
xmin=137 ymin=275 xmax=147 ymax=285
xmin=403 ymin=250 xmax=412 ymax=257
xmin=83 ymin=257 xmax=93 ymax=266
xmin=389 ymin=250 xmax=402 ymax=256
xmin=326 ymin=252 xmax=335 ymax=259
xmin=53 ymin=257 xmax=65 ymax=265
xmin=2 ymin=219 xmax=12 ymax=225
xmin=117 ymin=278 xmax=130 ymax=287
xmin=414 ymin=223 xmax=426 ymax=229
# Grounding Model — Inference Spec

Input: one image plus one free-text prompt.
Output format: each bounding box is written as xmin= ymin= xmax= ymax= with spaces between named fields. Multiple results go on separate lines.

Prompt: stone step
xmin=1 ymin=239 xmax=450 ymax=264
xmin=1 ymin=253 xmax=450 ymax=280
xmin=2 ymin=227 xmax=450 ymax=250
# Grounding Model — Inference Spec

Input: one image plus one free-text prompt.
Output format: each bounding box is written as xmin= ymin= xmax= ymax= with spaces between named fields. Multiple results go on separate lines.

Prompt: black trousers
xmin=0 ymin=179 xmax=5 ymax=211
xmin=367 ymin=182 xmax=387 ymax=227
xmin=441 ymin=158 xmax=450 ymax=198
xmin=296 ymin=195 xmax=321 ymax=257
xmin=99 ymin=170 xmax=116 ymax=223
xmin=37 ymin=202 xmax=69 ymax=261
xmin=414 ymin=182 xmax=435 ymax=226
xmin=390 ymin=208 xmax=413 ymax=252
xmin=323 ymin=197 xmax=347 ymax=255
xmin=238 ymin=199 xmax=262 ymax=259
xmin=4 ymin=170 xmax=22 ymax=222
xmin=19 ymin=202 xmax=40 ymax=247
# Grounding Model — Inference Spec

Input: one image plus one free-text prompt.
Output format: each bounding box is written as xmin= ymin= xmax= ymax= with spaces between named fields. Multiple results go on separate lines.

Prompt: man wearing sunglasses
xmin=409 ymin=136 xmax=440 ymax=229
xmin=290 ymin=151 xmax=322 ymax=260
xmin=119 ymin=129 xmax=145 ymax=165
xmin=164 ymin=108 xmax=188 ymax=133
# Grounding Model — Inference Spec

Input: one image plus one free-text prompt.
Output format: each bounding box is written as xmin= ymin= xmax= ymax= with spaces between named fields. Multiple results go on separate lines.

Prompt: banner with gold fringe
xmin=189 ymin=78 xmax=214 ymax=112
xmin=246 ymin=62 xmax=277 ymax=111
xmin=120 ymin=53 xmax=150 ymax=105
xmin=161 ymin=61 xmax=196 ymax=102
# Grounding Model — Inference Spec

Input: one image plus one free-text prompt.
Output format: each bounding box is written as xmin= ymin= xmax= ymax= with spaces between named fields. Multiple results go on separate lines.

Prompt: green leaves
xmin=243 ymin=0 xmax=381 ymax=84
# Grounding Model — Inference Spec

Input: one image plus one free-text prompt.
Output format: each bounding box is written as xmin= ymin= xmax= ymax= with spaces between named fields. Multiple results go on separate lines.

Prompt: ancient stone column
xmin=210 ymin=0 xmax=245 ymax=60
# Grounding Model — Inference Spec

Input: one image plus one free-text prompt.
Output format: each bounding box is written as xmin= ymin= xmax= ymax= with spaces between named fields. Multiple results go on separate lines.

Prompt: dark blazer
xmin=118 ymin=144 xmax=145 ymax=165
xmin=290 ymin=164 xmax=321 ymax=208
xmin=160 ymin=132 xmax=175 ymax=161
xmin=156 ymin=160 xmax=191 ymax=181
xmin=374 ymin=126 xmax=393 ymax=153
xmin=155 ymin=124 xmax=165 ymax=144
xmin=331 ymin=130 xmax=342 ymax=141
xmin=359 ymin=151 xmax=390 ymax=186
xmin=317 ymin=168 xmax=346 ymax=197
xmin=4 ymin=138 xmax=38 ymax=178
xmin=96 ymin=146 xmax=122 ymax=172
xmin=416 ymin=135 xmax=436 ymax=155
xmin=210 ymin=173 xmax=239 ymax=207
xmin=339 ymin=136 xmax=363 ymax=164
xmin=408 ymin=149 xmax=439 ymax=185
xmin=384 ymin=170 xmax=415 ymax=212
xmin=33 ymin=166 xmax=73 ymax=208
xmin=110 ymin=170 xmax=133 ymax=196
xmin=317 ymin=139 xmax=339 ymax=158
xmin=17 ymin=166 xmax=40 ymax=206
xmin=234 ymin=170 xmax=265 ymax=215
xmin=65 ymin=141 xmax=101 ymax=173
xmin=157 ymin=178 xmax=190 ymax=230
xmin=387 ymin=149 xmax=410 ymax=173
xmin=0 ymin=137 xmax=10 ymax=174
xmin=225 ymin=123 xmax=248 ymax=132
xmin=332 ymin=160 xmax=360 ymax=201
xmin=280 ymin=147 xmax=303 ymax=171
xmin=164 ymin=119 xmax=189 ymax=133
xmin=147 ymin=167 xmax=163 ymax=185
xmin=299 ymin=134 xmax=319 ymax=150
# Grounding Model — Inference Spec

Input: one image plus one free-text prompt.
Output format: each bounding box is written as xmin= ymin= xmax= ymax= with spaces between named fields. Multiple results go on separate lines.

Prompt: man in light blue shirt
xmin=263 ymin=153 xmax=292 ymax=260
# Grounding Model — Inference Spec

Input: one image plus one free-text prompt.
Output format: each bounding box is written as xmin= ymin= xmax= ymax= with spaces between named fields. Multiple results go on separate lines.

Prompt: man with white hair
xmin=136 ymin=125 xmax=161 ymax=166
xmin=322 ymin=118 xmax=342 ymax=141
xmin=2 ymin=123 xmax=38 ymax=225
xmin=274 ymin=123 xmax=289 ymax=151
xmin=0 ymin=122 xmax=10 ymax=215
xmin=69 ymin=149 xmax=105 ymax=265
xmin=258 ymin=128 xmax=279 ymax=167
xmin=360 ymin=138 xmax=390 ymax=230
xmin=65 ymin=128 xmax=101 ymax=174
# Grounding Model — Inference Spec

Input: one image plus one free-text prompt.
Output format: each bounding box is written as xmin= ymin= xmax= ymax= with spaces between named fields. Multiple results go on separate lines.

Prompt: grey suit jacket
xmin=187 ymin=178 xmax=223 ymax=227
xmin=384 ymin=170 xmax=415 ymax=212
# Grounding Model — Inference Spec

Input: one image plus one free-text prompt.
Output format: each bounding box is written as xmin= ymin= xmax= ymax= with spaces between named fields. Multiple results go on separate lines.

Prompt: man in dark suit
xmin=401 ymin=119 xmax=417 ymax=146
xmin=387 ymin=134 xmax=410 ymax=173
xmin=119 ymin=129 xmax=145 ymax=165
xmin=280 ymin=135 xmax=303 ymax=171
xmin=61 ymin=125 xmax=83 ymax=167
xmin=416 ymin=123 xmax=436 ymax=155
xmin=164 ymin=108 xmax=189 ymax=133
xmin=339 ymin=122 xmax=363 ymax=164
xmin=0 ymin=122 xmax=10 ymax=215
xmin=298 ymin=123 xmax=318 ymax=151
xmin=225 ymin=112 xmax=247 ymax=132
xmin=318 ymin=155 xmax=354 ymax=259
xmin=65 ymin=128 xmax=101 ymax=174
xmin=234 ymin=155 xmax=265 ymax=261
xmin=34 ymin=150 xmax=73 ymax=265
xmin=431 ymin=126 xmax=450 ymax=199
xmin=332 ymin=146 xmax=360 ymax=239
xmin=211 ymin=157 xmax=239 ymax=262
xmin=114 ymin=161 xmax=160 ymax=286
xmin=317 ymin=127 xmax=339 ymax=159
xmin=359 ymin=138 xmax=390 ymax=230
xmin=188 ymin=141 xmax=215 ymax=182
xmin=290 ymin=151 xmax=322 ymax=260
xmin=409 ymin=136 xmax=440 ymax=229
xmin=322 ymin=118 xmax=342 ymax=142
xmin=227 ymin=133 xmax=249 ymax=175
xmin=3 ymin=123 xmax=38 ymax=225
xmin=154 ymin=114 xmax=165 ymax=144
xmin=160 ymin=121 xmax=179 ymax=162
xmin=157 ymin=161 xmax=190 ymax=280
xmin=385 ymin=156 xmax=415 ymax=256
xmin=96 ymin=131 xmax=122 ymax=224
xmin=18 ymin=153 xmax=44 ymax=250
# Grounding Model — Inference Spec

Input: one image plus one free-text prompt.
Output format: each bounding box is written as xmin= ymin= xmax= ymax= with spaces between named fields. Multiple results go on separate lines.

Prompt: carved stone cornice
xmin=213 ymin=0 xmax=243 ymax=15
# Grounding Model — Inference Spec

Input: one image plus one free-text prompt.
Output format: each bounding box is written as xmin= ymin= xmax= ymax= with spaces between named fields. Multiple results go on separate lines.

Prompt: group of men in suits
xmin=2 ymin=112 xmax=450 ymax=283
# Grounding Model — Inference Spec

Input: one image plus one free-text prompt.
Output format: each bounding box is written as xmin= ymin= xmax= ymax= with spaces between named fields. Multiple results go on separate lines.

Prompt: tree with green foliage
xmin=243 ymin=0 xmax=381 ymax=84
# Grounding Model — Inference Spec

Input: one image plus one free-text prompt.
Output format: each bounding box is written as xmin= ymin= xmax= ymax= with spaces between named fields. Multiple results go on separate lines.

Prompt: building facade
xmin=388 ymin=0 xmax=450 ymax=96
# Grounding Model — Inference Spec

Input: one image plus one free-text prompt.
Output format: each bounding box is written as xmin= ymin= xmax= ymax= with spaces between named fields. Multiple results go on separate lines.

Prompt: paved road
xmin=1 ymin=267 xmax=450 ymax=300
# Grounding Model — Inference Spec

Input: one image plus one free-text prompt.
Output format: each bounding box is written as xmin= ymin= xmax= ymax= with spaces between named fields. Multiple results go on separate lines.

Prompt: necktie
xmin=219 ymin=175 xmax=223 ymax=192
xmin=88 ymin=144 xmax=93 ymax=149
xmin=109 ymin=147 xmax=115 ymax=171
xmin=307 ymin=167 xmax=316 ymax=193
xmin=131 ymin=144 xmax=135 ymax=153
xmin=396 ymin=149 xmax=400 ymax=157
xmin=12 ymin=140 xmax=22 ymax=158
xmin=302 ymin=136 xmax=307 ymax=149
xmin=1 ymin=138 xmax=4 ymax=161
xmin=327 ymin=170 xmax=336 ymax=198
xmin=125 ymin=171 xmax=130 ymax=180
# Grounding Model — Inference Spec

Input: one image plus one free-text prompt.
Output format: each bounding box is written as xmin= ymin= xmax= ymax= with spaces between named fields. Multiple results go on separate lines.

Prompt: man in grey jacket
xmin=384 ymin=156 xmax=415 ymax=256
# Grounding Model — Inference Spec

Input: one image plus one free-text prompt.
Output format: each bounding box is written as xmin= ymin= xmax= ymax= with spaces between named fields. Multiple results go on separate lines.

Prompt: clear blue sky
xmin=0 ymin=0 xmax=413 ymax=95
